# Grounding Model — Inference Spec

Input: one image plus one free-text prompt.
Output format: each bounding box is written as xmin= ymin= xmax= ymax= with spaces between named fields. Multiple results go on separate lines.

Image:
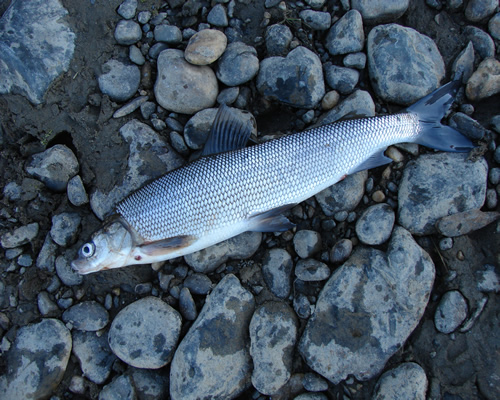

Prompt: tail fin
xmin=406 ymin=80 xmax=474 ymax=152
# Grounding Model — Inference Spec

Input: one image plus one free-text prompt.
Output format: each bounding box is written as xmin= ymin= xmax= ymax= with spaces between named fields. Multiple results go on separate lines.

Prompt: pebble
xmin=262 ymin=248 xmax=294 ymax=299
xmin=62 ymin=301 xmax=109 ymax=331
xmin=179 ymin=287 xmax=197 ymax=320
xmin=324 ymin=64 xmax=359 ymax=94
xmin=183 ymin=273 xmax=213 ymax=295
xmin=249 ymin=302 xmax=298 ymax=395
xmin=449 ymin=112 xmax=487 ymax=140
xmin=112 ymin=95 xmax=148 ymax=118
xmin=137 ymin=10 xmax=151 ymax=24
xmin=490 ymin=168 xmax=500 ymax=185
xmin=452 ymin=41 xmax=475 ymax=83
xmin=67 ymin=175 xmax=89 ymax=206
xmin=108 ymin=296 xmax=181 ymax=368
xmin=1 ymin=222 xmax=39 ymax=249
xmin=25 ymin=144 xmax=79 ymax=191
xmin=154 ymin=24 xmax=182 ymax=44
xmin=343 ymin=52 xmax=367 ymax=69
xmin=367 ymin=24 xmax=445 ymax=105
xmin=99 ymin=375 xmax=136 ymax=400
xmin=351 ymin=0 xmax=410 ymax=23
xmin=398 ymin=153 xmax=488 ymax=235
xmin=98 ymin=59 xmax=141 ymax=102
xmin=17 ymin=254 xmax=32 ymax=267
xmin=207 ymin=4 xmax=228 ymax=27
xmin=372 ymin=362 xmax=428 ymax=400
xmin=330 ymin=238 xmax=353 ymax=264
xmin=170 ymin=275 xmax=255 ymax=400
xmin=36 ymin=234 xmax=57 ymax=272
xmin=317 ymin=90 xmax=375 ymax=125
xmin=295 ymin=259 xmax=331 ymax=281
xmin=50 ymin=212 xmax=81 ymax=247
xmin=325 ymin=10 xmax=364 ymax=56
xmin=130 ymin=368 xmax=169 ymax=400
xmin=216 ymin=41 xmax=260 ymax=86
xmin=299 ymin=227 xmax=435 ymax=384
xmin=486 ymin=188 xmax=498 ymax=209
xmin=69 ymin=376 xmax=85 ymax=395
xmin=321 ymin=90 xmax=340 ymax=110
xmin=114 ymin=19 xmax=142 ymax=45
xmin=299 ymin=10 xmax=332 ymax=30
xmin=436 ymin=209 xmax=500 ymax=237
xmin=294 ymin=394 xmax=328 ymax=400
xmin=148 ymin=42 xmax=168 ymax=59
xmin=117 ymin=0 xmax=137 ymax=19
xmin=294 ymin=230 xmax=322 ymax=259
xmin=55 ymin=255 xmax=83 ymax=286
xmin=434 ymin=290 xmax=468 ymax=333
xmin=303 ymin=373 xmax=329 ymax=392
xmin=466 ymin=57 xmax=500 ymax=101
xmin=476 ymin=265 xmax=500 ymax=293
xmin=184 ymin=29 xmax=227 ymax=65
xmin=465 ymin=0 xmax=498 ymax=22
xmin=265 ymin=24 xmax=293 ymax=56
xmin=464 ymin=26 xmax=495 ymax=59
xmin=355 ymin=203 xmax=395 ymax=245
xmin=439 ymin=237 xmax=454 ymax=251
xmin=37 ymin=291 xmax=59 ymax=316
xmin=489 ymin=12 xmax=500 ymax=40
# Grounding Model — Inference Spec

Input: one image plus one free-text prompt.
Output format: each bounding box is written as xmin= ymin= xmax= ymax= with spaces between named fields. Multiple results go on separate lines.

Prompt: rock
xmin=351 ymin=0 xmax=410 ymax=23
xmin=449 ymin=112 xmax=487 ymax=140
xmin=434 ymin=290 xmax=468 ymax=334
xmin=185 ymin=231 xmax=262 ymax=273
xmin=36 ymin=233 xmax=58 ymax=272
xmin=476 ymin=264 xmax=500 ymax=293
xmin=452 ymin=41 xmax=475 ymax=83
xmin=294 ymin=394 xmax=328 ymax=400
xmin=179 ymin=287 xmax=197 ymax=320
xmin=55 ymin=255 xmax=83 ymax=286
xmin=249 ymin=302 xmax=298 ymax=395
xmin=466 ymin=58 xmax=500 ymax=101
xmin=37 ymin=291 xmax=59 ymax=316
xmin=1 ymin=222 xmax=39 ymax=249
xmin=489 ymin=12 xmax=500 ymax=40
xmin=170 ymin=274 xmax=255 ymax=400
xmin=343 ymin=52 xmax=367 ymax=69
xmin=324 ymin=64 xmax=359 ymax=94
xmin=113 ymin=95 xmax=149 ymax=118
xmin=329 ymin=238 xmax=353 ymax=264
xmin=436 ymin=209 xmax=500 ymax=237
xmin=303 ymin=373 xmax=329 ymax=392
xmin=355 ymin=203 xmax=395 ymax=245
xmin=72 ymin=330 xmax=115 ymax=384
xmin=62 ymin=301 xmax=109 ymax=331
xmin=299 ymin=10 xmax=332 ymax=30
xmin=108 ymin=296 xmax=181 ymax=368
xmin=262 ymin=248 xmax=294 ymax=298
xmin=26 ymin=144 xmax=79 ymax=191
xmin=184 ymin=29 xmax=227 ymax=65
xmin=137 ymin=10 xmax=151 ymax=24
xmin=130 ymin=369 xmax=169 ymax=400
xmin=295 ymin=259 xmax=331 ymax=281
xmin=325 ymin=10 xmax=364 ymax=55
xmin=316 ymin=90 xmax=375 ymax=125
xmin=294 ymin=230 xmax=322 ymax=258
xmin=265 ymin=24 xmax=293 ymax=56
xmin=321 ymin=90 xmax=340 ymax=110
xmin=464 ymin=25 xmax=495 ymax=59
xmin=99 ymin=375 xmax=136 ymax=400
xmin=465 ymin=0 xmax=498 ymax=22
xmin=257 ymin=46 xmax=325 ymax=108
xmin=129 ymin=45 xmax=145 ymax=65
xmin=155 ymin=49 xmax=218 ymax=114
xmin=216 ymin=41 xmax=259 ymax=86
xmin=50 ymin=212 xmax=81 ymax=247
xmin=117 ymin=0 xmax=137 ymax=19
xmin=207 ymin=4 xmax=228 ymax=27
xmin=90 ymin=120 xmax=183 ymax=219
xmin=217 ymin=87 xmax=239 ymax=105
xmin=373 ymin=362 xmax=428 ymax=400
xmin=0 ymin=0 xmax=75 ymax=104
xmin=0 ymin=319 xmax=71 ymax=399
xmin=67 ymin=175 xmax=89 ymax=206
xmin=315 ymin=170 xmax=368 ymax=216
xmin=299 ymin=227 xmax=435 ymax=384
xmin=367 ymin=24 xmax=445 ymax=105
xmin=154 ymin=24 xmax=182 ymax=44
xmin=114 ymin=19 xmax=142 ymax=45
xmin=398 ymin=153 xmax=488 ymax=235
xmin=183 ymin=273 xmax=213 ymax=295
xmin=98 ymin=59 xmax=140 ymax=102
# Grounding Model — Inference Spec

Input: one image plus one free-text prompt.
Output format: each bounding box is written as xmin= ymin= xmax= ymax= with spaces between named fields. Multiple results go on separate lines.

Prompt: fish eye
xmin=81 ymin=242 xmax=95 ymax=258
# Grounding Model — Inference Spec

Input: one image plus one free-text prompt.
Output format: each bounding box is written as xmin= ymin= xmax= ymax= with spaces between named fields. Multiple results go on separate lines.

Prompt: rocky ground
xmin=0 ymin=0 xmax=499 ymax=399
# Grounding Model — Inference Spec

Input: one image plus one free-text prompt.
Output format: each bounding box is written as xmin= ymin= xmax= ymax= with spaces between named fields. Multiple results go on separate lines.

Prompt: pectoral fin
xmin=349 ymin=151 xmax=392 ymax=174
xmin=248 ymin=204 xmax=296 ymax=232
xmin=139 ymin=235 xmax=196 ymax=257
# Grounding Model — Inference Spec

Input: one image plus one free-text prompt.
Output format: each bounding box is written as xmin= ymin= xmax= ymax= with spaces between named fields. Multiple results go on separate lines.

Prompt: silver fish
xmin=72 ymin=81 xmax=473 ymax=274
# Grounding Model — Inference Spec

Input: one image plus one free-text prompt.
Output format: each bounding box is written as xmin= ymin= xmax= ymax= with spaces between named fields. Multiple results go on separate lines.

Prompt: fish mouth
xmin=71 ymin=259 xmax=101 ymax=275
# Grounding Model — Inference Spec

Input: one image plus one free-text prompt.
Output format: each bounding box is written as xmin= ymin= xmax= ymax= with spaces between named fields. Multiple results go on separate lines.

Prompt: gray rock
xmin=37 ymin=291 xmax=59 ymax=316
xmin=351 ymin=0 xmax=410 ymax=23
xmin=315 ymin=170 xmax=368 ymax=216
xmin=294 ymin=230 xmax=322 ymax=259
xmin=452 ymin=41 xmax=475 ymax=83
xmin=113 ymin=95 xmax=149 ymax=118
xmin=325 ymin=10 xmax=364 ymax=56
xmin=118 ymin=0 xmax=137 ymax=19
xmin=355 ymin=203 xmax=395 ymax=245
xmin=26 ymin=144 xmax=79 ymax=192
xmin=67 ymin=175 xmax=89 ymax=206
xmin=129 ymin=45 xmax=145 ymax=65
xmin=464 ymin=25 xmax=495 ymax=59
xmin=466 ymin=57 xmax=500 ymax=101
xmin=1 ymin=222 xmax=39 ymax=249
xmin=343 ymin=52 xmax=367 ymax=69
xmin=330 ymin=238 xmax=353 ymax=264
xmin=98 ymin=59 xmax=140 ymax=102
xmin=108 ymin=296 xmax=181 ymax=368
xmin=0 ymin=0 xmax=75 ymax=104
xmin=398 ymin=153 xmax=488 ymax=235
xmin=476 ymin=264 xmax=500 ymax=293
xmin=50 ymin=212 xmax=81 ymax=247
xmin=62 ymin=301 xmax=109 ymax=331
xmin=262 ymin=248 xmax=294 ymax=299
xmin=373 ymin=362 xmax=428 ymax=400
xmin=486 ymin=188 xmax=498 ymax=209
xmin=179 ymin=287 xmax=198 ymax=320
xmin=367 ymin=24 xmax=445 ymax=106
xmin=436 ymin=209 xmax=500 ymax=237
xmin=490 ymin=168 xmax=500 ymax=185
xmin=0 ymin=319 xmax=71 ymax=399
xmin=439 ymin=237 xmax=453 ymax=251
xmin=184 ymin=29 xmax=227 ymax=65
xmin=16 ymin=253 xmax=34 ymax=267
xmin=324 ymin=64 xmax=359 ymax=94
xmin=207 ymin=4 xmax=228 ymax=27
xmin=217 ymin=87 xmax=240 ymax=105
xmin=154 ymin=24 xmax=182 ymax=44
xmin=155 ymin=49 xmax=218 ymax=114
xmin=72 ymin=330 xmax=115 ymax=384
xmin=265 ymin=24 xmax=293 ymax=56
xmin=489 ymin=12 xmax=500 ymax=40
xmin=138 ymin=10 xmax=152 ymax=24
xmin=56 ymin=255 xmax=83 ymax=286
xmin=185 ymin=231 xmax=262 ymax=273
xmin=114 ymin=19 xmax=142 ymax=45
xmin=305 ymin=0 xmax=327 ymax=8
xmin=434 ymin=290 xmax=468 ymax=334
xmin=90 ymin=120 xmax=183 ymax=219
xmin=250 ymin=302 xmax=298 ymax=395
xmin=148 ymin=42 xmax=168 ymax=59
xmin=294 ymin=394 xmax=328 ymax=400
xmin=303 ymin=373 xmax=329 ymax=392
xmin=465 ymin=0 xmax=498 ymax=22
xmin=217 ymin=41 xmax=259 ymax=86
xmin=183 ymin=273 xmax=213 ymax=295
xmin=257 ymin=46 xmax=325 ymax=108
xmin=170 ymin=274 xmax=255 ymax=400
xmin=36 ymin=233 xmax=58 ymax=272
xmin=295 ymin=259 xmax=331 ymax=281
xmin=99 ymin=375 xmax=136 ymax=400
xmin=299 ymin=227 xmax=435 ymax=384
xmin=140 ymin=101 xmax=156 ymax=119
xmin=449 ymin=111 xmax=487 ymax=140
xmin=316 ymin=90 xmax=375 ymax=125
xmin=299 ymin=10 xmax=332 ymax=30
xmin=169 ymin=131 xmax=189 ymax=155
xmin=130 ymin=368 xmax=169 ymax=400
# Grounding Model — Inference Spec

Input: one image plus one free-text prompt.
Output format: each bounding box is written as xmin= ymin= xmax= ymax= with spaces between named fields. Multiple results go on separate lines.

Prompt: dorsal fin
xmin=201 ymin=105 xmax=255 ymax=156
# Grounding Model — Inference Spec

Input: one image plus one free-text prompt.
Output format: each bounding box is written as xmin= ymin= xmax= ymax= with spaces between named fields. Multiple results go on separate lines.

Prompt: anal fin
xmin=248 ymin=204 xmax=296 ymax=232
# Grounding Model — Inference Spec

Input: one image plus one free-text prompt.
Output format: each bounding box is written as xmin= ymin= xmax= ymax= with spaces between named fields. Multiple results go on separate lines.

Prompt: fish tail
xmin=406 ymin=80 xmax=474 ymax=152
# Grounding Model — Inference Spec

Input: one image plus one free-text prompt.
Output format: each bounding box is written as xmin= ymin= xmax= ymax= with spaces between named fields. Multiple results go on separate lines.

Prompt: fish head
xmin=71 ymin=220 xmax=134 ymax=274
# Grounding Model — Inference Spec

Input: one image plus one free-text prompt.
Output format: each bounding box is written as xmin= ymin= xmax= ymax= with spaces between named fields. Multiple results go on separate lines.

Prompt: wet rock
xmin=476 ymin=265 xmax=500 ymax=293
xmin=109 ymin=296 xmax=181 ymax=368
xmin=466 ymin=57 xmax=500 ymax=101
xmin=183 ymin=273 xmax=213 ymax=295
xmin=26 ymin=144 xmax=79 ymax=192
xmin=62 ymin=301 xmax=109 ymax=331
xmin=355 ymin=203 xmax=395 ymax=245
xmin=434 ymin=290 xmax=468 ymax=334
xmin=50 ymin=212 xmax=81 ymax=247
xmin=67 ymin=175 xmax=89 ymax=206
xmin=90 ymin=120 xmax=183 ymax=219
xmin=324 ymin=64 xmax=359 ymax=94
xmin=489 ymin=12 xmax=500 ymax=40
xmin=184 ymin=29 xmax=227 ymax=65
xmin=154 ymin=24 xmax=182 ymax=44
xmin=465 ymin=0 xmax=498 ymax=22
xmin=299 ymin=10 xmax=331 ymax=30
xmin=325 ymin=10 xmax=364 ymax=56
xmin=170 ymin=274 xmax=255 ymax=400
xmin=155 ymin=49 xmax=218 ymax=114
xmin=72 ymin=330 xmax=115 ymax=384
xmin=1 ymin=222 xmax=39 ymax=249
xmin=321 ymin=90 xmax=340 ymax=110
xmin=117 ymin=0 xmax=137 ymax=19
xmin=257 ymin=46 xmax=325 ymax=108
xmin=449 ymin=111 xmax=487 ymax=140
xmin=179 ymin=287 xmax=197 ymax=320
xmin=398 ymin=153 xmax=488 ymax=235
xmin=452 ymin=41 xmax=475 ymax=83
xmin=303 ymin=373 xmax=329 ymax=392
xmin=373 ymin=362 xmax=428 ymax=400
xmin=185 ymin=231 xmax=262 ymax=273
xmin=265 ymin=24 xmax=293 ymax=56
xmin=464 ymin=26 xmax=495 ymax=59
xmin=330 ymin=238 xmax=353 ymax=264
xmin=436 ymin=209 xmax=500 ymax=237
xmin=37 ymin=291 xmax=59 ymax=316
xmin=250 ymin=302 xmax=298 ymax=395
xmin=262 ymin=248 xmax=294 ymax=299
xmin=351 ymin=0 xmax=410 ymax=23
xmin=367 ymin=24 xmax=445 ymax=105
xmin=129 ymin=45 xmax=145 ymax=65
xmin=315 ymin=170 xmax=368 ymax=216
xmin=295 ymin=259 xmax=330 ymax=281
xmin=294 ymin=230 xmax=322 ymax=258
xmin=113 ymin=95 xmax=149 ymax=118
xmin=56 ymin=255 xmax=83 ymax=286
xmin=114 ymin=19 xmax=142 ymax=45
xmin=216 ymin=41 xmax=259 ymax=86
xmin=343 ymin=52 xmax=367 ymax=69
xmin=317 ymin=90 xmax=375 ymax=125
xmin=99 ymin=374 xmax=136 ymax=400
xmin=98 ymin=59 xmax=140 ymax=102
xmin=0 ymin=0 xmax=75 ymax=104
xmin=217 ymin=87 xmax=239 ymax=105
xmin=0 ymin=319 xmax=71 ymax=399
xmin=299 ymin=227 xmax=435 ymax=384
xmin=36 ymin=233 xmax=58 ymax=272
xmin=130 ymin=368 xmax=169 ymax=400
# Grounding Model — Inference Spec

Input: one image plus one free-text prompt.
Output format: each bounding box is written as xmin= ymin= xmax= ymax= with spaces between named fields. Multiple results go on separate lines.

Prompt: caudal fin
xmin=406 ymin=81 xmax=474 ymax=152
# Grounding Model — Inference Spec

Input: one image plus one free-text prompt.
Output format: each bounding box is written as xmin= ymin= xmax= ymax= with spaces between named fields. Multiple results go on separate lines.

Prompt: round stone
xmin=184 ymin=29 xmax=227 ymax=65
xmin=98 ymin=59 xmax=140 ymax=102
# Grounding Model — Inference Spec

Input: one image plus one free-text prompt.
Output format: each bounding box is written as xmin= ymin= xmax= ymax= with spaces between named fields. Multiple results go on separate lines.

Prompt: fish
xmin=72 ymin=81 xmax=474 ymax=274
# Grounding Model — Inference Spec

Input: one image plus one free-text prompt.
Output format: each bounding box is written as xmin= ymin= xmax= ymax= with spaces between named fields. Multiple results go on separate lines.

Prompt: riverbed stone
xmin=50 ymin=212 xmax=81 ymax=247
xmin=465 ymin=0 xmax=498 ymax=22
xmin=98 ymin=59 xmax=141 ymax=102
xmin=316 ymin=90 xmax=375 ymax=125
xmin=62 ymin=301 xmax=109 ymax=331
xmin=373 ymin=362 xmax=428 ymax=400
xmin=295 ymin=259 xmax=331 ymax=281
xmin=299 ymin=10 xmax=332 ymax=30
xmin=1 ymin=222 xmax=39 ymax=249
xmin=351 ymin=0 xmax=410 ymax=23
xmin=262 ymin=248 xmax=294 ymax=298
xmin=293 ymin=230 xmax=322 ymax=258
xmin=99 ymin=374 xmax=136 ymax=400
xmin=325 ymin=10 xmax=364 ymax=55
xmin=114 ymin=19 xmax=142 ymax=45
xmin=466 ymin=57 xmax=500 ymax=101
xmin=434 ymin=290 xmax=468 ymax=334
xmin=436 ymin=209 xmax=500 ymax=237
xmin=216 ymin=41 xmax=259 ymax=86
xmin=355 ymin=203 xmax=395 ymax=245
xmin=265 ymin=24 xmax=293 ymax=56
xmin=184 ymin=29 xmax=227 ymax=65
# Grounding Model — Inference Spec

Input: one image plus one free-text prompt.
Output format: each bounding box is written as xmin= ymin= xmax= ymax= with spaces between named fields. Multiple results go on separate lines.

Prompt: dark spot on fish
xmin=135 ymin=255 xmax=142 ymax=261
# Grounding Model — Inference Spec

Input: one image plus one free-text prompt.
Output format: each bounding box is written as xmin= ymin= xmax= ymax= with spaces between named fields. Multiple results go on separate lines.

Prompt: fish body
xmin=72 ymin=81 xmax=473 ymax=274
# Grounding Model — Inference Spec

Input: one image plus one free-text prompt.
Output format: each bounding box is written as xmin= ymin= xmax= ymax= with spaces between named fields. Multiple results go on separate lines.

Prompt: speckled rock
xmin=464 ymin=25 xmax=495 ymax=59
xmin=67 ymin=175 xmax=89 ymax=206
xmin=299 ymin=10 xmax=332 ymax=30
xmin=466 ymin=57 xmax=500 ymax=101
xmin=351 ymin=0 xmax=410 ymax=23
xmin=295 ymin=259 xmax=331 ymax=281
xmin=355 ymin=203 xmax=395 ymax=245
xmin=50 ymin=212 xmax=81 ymax=247
xmin=373 ymin=362 xmax=428 ymax=400
xmin=117 ymin=0 xmax=137 ymax=20
xmin=98 ymin=59 xmax=140 ymax=102
xmin=436 ymin=209 xmax=500 ymax=237
xmin=330 ymin=238 xmax=353 ymax=264
xmin=452 ymin=41 xmax=475 ymax=83
xmin=434 ymin=290 xmax=468 ymax=334
xmin=316 ymin=90 xmax=375 ymax=125
xmin=294 ymin=230 xmax=322 ymax=258
xmin=154 ymin=24 xmax=182 ymax=44
xmin=262 ymin=248 xmax=294 ymax=298
xmin=325 ymin=10 xmax=364 ymax=55
xmin=465 ymin=0 xmax=498 ymax=22
xmin=1 ymin=222 xmax=39 ymax=249
xmin=62 ymin=301 xmax=109 ymax=331
xmin=114 ymin=19 xmax=142 ymax=45
xmin=130 ymin=369 xmax=169 ymax=400
xmin=99 ymin=374 xmax=136 ymax=400
xmin=184 ymin=29 xmax=227 ymax=65
xmin=265 ymin=24 xmax=293 ymax=56
xmin=324 ymin=64 xmax=359 ymax=94
xmin=216 ymin=41 xmax=259 ymax=86
xmin=55 ymin=255 xmax=83 ymax=286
